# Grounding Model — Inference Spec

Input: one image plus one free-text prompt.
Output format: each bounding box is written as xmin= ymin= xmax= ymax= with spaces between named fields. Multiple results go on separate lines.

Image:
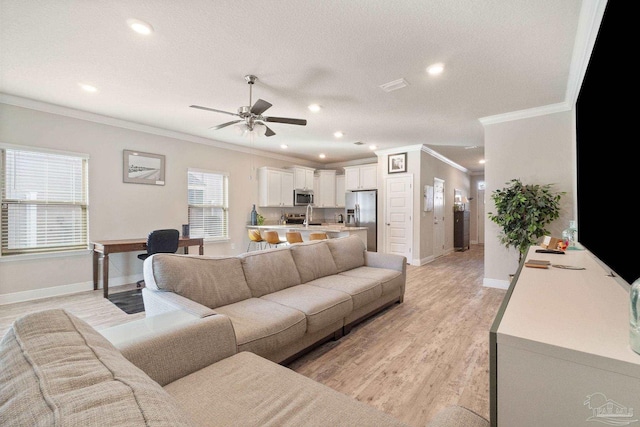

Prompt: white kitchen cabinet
xmin=344 ymin=164 xmax=377 ymax=190
xmin=335 ymin=175 xmax=345 ymax=207
xmin=314 ymin=170 xmax=336 ymax=208
xmin=288 ymin=166 xmax=315 ymax=190
xmin=258 ymin=167 xmax=293 ymax=207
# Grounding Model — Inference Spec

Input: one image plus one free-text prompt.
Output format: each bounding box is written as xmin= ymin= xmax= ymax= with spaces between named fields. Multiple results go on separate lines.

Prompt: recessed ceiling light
xmin=127 ymin=19 xmax=154 ymax=35
xmin=334 ymin=131 xmax=344 ymax=138
xmin=319 ymin=153 xmax=326 ymax=159
xmin=369 ymin=145 xmax=377 ymax=150
xmin=78 ymin=83 xmax=98 ymax=93
xmin=308 ymin=104 xmax=321 ymax=112
xmin=280 ymin=144 xmax=288 ymax=149
xmin=427 ymin=63 xmax=444 ymax=76
xmin=479 ymin=159 xmax=486 ymax=164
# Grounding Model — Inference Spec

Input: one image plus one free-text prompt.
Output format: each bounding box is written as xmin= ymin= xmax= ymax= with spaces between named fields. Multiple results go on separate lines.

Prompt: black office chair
xmin=136 ymin=229 xmax=180 ymax=288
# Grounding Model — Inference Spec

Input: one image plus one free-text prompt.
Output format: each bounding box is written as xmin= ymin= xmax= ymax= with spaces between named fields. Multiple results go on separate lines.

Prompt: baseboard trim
xmin=483 ymin=278 xmax=510 ymax=290
xmin=0 ymin=274 xmax=142 ymax=305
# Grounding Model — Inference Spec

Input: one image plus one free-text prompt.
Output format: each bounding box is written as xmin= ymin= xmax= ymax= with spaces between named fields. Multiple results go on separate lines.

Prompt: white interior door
xmin=433 ymin=178 xmax=445 ymax=257
xmin=385 ymin=175 xmax=413 ymax=263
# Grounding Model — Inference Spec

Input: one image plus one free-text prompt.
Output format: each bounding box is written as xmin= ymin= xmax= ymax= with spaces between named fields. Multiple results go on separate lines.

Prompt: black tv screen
xmin=576 ymin=0 xmax=638 ymax=285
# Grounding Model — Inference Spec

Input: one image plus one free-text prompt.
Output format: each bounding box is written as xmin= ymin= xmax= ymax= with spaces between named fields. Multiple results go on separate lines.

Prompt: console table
xmin=92 ymin=237 xmax=204 ymax=298
xmin=490 ymin=246 xmax=640 ymax=426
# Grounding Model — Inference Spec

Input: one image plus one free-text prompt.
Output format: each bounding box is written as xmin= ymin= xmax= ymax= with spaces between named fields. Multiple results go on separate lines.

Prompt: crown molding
xmin=0 ymin=93 xmax=318 ymax=167
xmin=478 ymin=102 xmax=571 ymax=126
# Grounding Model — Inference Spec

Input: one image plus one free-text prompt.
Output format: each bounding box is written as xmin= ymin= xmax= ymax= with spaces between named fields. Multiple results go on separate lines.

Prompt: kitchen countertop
xmin=247 ymin=224 xmax=368 ymax=232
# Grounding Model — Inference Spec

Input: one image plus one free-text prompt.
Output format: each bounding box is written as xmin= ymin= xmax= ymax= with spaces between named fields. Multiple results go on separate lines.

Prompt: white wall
xmin=0 ymin=102 xmax=315 ymax=302
xmin=483 ymin=109 xmax=575 ymax=288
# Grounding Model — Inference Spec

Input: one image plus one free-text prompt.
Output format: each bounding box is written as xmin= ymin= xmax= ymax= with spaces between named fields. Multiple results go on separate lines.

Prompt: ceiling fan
xmin=190 ymin=75 xmax=307 ymax=137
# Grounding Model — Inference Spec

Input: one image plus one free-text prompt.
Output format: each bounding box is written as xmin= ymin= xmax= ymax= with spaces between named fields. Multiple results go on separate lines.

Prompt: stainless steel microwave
xmin=294 ymin=189 xmax=314 ymax=206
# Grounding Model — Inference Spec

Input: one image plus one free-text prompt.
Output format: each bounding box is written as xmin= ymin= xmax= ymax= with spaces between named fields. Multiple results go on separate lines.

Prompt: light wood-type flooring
xmin=0 ymin=244 xmax=505 ymax=426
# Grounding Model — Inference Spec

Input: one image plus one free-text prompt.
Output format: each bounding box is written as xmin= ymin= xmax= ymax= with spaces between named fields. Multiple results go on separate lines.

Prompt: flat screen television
xmin=576 ymin=0 xmax=638 ymax=286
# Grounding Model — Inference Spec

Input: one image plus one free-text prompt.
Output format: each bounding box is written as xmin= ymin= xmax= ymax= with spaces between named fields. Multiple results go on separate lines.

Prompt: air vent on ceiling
xmin=379 ymin=78 xmax=409 ymax=92
xmin=353 ymin=141 xmax=364 ymax=145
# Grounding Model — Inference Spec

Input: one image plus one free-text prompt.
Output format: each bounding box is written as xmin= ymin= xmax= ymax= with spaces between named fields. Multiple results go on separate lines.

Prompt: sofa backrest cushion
xmin=148 ymin=254 xmax=252 ymax=309
xmin=326 ymin=235 xmax=366 ymax=272
xmin=290 ymin=240 xmax=338 ymax=283
xmin=239 ymin=247 xmax=301 ymax=297
xmin=0 ymin=309 xmax=195 ymax=427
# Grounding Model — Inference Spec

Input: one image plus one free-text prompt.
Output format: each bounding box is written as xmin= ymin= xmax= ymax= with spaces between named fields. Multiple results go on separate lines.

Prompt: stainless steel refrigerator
xmin=345 ymin=190 xmax=377 ymax=252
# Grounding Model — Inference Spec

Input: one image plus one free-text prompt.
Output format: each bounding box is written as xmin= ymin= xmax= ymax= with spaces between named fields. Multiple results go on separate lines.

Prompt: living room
xmin=1 ymin=1 xmax=631 ymax=426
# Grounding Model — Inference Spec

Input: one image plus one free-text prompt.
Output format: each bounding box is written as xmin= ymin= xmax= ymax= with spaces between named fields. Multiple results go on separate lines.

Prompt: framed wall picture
xmin=388 ymin=152 xmax=407 ymax=174
xmin=123 ymin=150 xmax=165 ymax=185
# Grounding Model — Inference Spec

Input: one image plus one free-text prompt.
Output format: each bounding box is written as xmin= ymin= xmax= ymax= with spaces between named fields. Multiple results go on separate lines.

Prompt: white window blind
xmin=188 ymin=169 xmax=228 ymax=240
xmin=1 ymin=147 xmax=89 ymax=255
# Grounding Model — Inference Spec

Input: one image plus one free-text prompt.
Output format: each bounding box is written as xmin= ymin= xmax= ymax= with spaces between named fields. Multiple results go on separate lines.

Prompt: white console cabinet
xmin=490 ymin=246 xmax=640 ymax=427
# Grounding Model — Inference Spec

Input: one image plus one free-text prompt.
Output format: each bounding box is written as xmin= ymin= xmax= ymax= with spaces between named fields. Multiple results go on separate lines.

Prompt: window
xmin=1 ymin=146 xmax=89 ymax=256
xmin=187 ymin=169 xmax=228 ymax=240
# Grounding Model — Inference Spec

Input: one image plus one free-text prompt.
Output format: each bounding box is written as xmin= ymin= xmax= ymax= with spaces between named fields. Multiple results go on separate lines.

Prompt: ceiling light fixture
xmin=369 ymin=145 xmax=377 ymax=150
xmin=319 ymin=153 xmax=326 ymax=159
xmin=280 ymin=144 xmax=288 ymax=149
xmin=427 ymin=63 xmax=444 ymax=76
xmin=379 ymin=78 xmax=409 ymax=92
xmin=308 ymin=104 xmax=321 ymax=112
xmin=78 ymin=83 xmax=98 ymax=93
xmin=479 ymin=159 xmax=486 ymax=164
xmin=334 ymin=131 xmax=344 ymax=138
xmin=127 ymin=19 xmax=154 ymax=35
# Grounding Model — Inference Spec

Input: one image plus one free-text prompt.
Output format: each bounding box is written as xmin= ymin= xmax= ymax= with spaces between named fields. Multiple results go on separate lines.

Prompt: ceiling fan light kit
xmin=190 ymin=75 xmax=307 ymax=137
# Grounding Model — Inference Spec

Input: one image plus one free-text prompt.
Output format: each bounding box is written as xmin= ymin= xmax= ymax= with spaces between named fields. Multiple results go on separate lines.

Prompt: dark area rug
xmin=107 ymin=289 xmax=144 ymax=314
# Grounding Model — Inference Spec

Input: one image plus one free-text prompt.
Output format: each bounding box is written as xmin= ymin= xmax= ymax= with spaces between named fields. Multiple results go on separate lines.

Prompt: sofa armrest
xmin=142 ymin=288 xmax=216 ymax=318
xmin=365 ymin=251 xmax=406 ymax=273
xmin=115 ymin=314 xmax=238 ymax=387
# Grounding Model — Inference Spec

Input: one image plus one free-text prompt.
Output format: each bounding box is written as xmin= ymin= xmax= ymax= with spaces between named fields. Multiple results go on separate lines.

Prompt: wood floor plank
xmin=0 ymin=244 xmax=505 ymax=425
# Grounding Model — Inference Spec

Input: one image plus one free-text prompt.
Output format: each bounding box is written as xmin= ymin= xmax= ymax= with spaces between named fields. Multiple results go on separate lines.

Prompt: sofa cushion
xmin=0 ymin=309 xmax=195 ymax=427
xmin=339 ymin=266 xmax=403 ymax=295
xmin=261 ymin=284 xmax=353 ymax=334
xmin=164 ymin=351 xmax=409 ymax=427
xmin=325 ymin=235 xmax=366 ymax=272
xmin=214 ymin=298 xmax=307 ymax=357
xmin=307 ymin=275 xmax=382 ymax=310
xmin=290 ymin=240 xmax=338 ymax=283
xmin=239 ymin=247 xmax=302 ymax=297
xmin=148 ymin=254 xmax=252 ymax=308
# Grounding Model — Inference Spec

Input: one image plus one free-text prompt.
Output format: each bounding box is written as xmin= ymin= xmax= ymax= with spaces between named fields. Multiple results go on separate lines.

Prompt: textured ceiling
xmin=0 ymin=0 xmax=584 ymax=172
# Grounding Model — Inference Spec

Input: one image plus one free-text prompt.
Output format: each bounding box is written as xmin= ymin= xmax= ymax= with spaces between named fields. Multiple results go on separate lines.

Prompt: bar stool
xmin=286 ymin=231 xmax=304 ymax=245
xmin=247 ymin=229 xmax=265 ymax=251
xmin=309 ymin=232 xmax=328 ymax=241
xmin=264 ymin=230 xmax=288 ymax=248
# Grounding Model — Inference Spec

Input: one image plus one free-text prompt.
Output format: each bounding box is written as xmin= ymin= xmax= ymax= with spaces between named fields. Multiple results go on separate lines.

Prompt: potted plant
xmin=488 ymin=178 xmax=564 ymax=263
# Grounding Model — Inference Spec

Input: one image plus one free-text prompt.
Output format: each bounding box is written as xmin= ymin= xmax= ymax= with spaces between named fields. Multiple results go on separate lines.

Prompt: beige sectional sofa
xmin=142 ymin=235 xmax=407 ymax=363
xmin=0 ymin=308 xmax=489 ymax=427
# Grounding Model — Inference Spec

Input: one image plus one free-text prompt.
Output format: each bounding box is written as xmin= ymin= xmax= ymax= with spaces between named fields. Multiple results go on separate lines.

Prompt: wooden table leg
xmin=102 ymin=253 xmax=109 ymax=299
xmin=199 ymin=242 xmax=204 ymax=255
xmin=93 ymin=250 xmax=99 ymax=291
xmin=184 ymin=247 xmax=189 ymax=254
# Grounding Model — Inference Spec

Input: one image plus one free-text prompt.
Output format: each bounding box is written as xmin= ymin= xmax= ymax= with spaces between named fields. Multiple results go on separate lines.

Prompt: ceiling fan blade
xmin=250 ymin=99 xmax=272 ymax=115
xmin=264 ymin=125 xmax=276 ymax=137
xmin=264 ymin=116 xmax=307 ymax=126
xmin=209 ymin=120 xmax=242 ymax=130
xmin=190 ymin=105 xmax=239 ymax=117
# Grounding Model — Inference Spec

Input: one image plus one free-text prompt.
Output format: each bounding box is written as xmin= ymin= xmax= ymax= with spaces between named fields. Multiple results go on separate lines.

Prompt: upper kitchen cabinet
xmin=335 ymin=174 xmax=345 ymax=207
xmin=314 ymin=170 xmax=337 ymax=208
xmin=258 ymin=167 xmax=294 ymax=207
xmin=288 ymin=166 xmax=315 ymax=190
xmin=344 ymin=164 xmax=377 ymax=190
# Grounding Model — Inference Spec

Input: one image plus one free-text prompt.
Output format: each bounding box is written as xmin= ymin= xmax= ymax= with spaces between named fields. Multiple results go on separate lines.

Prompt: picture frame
xmin=388 ymin=152 xmax=407 ymax=174
xmin=123 ymin=150 xmax=165 ymax=185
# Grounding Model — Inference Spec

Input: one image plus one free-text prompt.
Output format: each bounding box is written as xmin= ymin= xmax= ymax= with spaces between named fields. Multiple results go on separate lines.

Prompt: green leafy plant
xmin=256 ymin=213 xmax=265 ymax=225
xmin=488 ymin=178 xmax=564 ymax=262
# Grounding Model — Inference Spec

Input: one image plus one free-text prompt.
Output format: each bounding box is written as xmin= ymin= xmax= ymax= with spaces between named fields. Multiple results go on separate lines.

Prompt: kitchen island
xmin=247 ymin=224 xmax=368 ymax=248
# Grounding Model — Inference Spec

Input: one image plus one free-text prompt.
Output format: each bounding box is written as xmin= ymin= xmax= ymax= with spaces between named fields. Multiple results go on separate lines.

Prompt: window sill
xmin=202 ymin=237 xmax=231 ymax=244
xmin=0 ymin=249 xmax=91 ymax=263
